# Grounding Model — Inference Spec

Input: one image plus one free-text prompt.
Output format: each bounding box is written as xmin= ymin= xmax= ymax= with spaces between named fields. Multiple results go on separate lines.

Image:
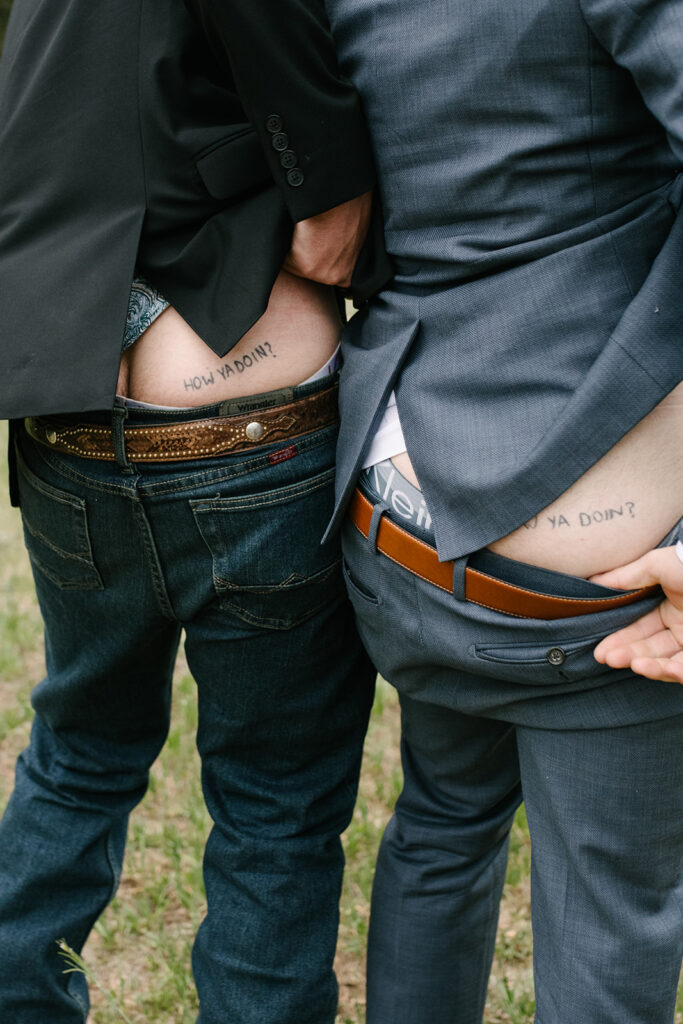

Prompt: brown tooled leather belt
xmin=25 ymin=385 xmax=338 ymax=463
xmin=349 ymin=488 xmax=658 ymax=620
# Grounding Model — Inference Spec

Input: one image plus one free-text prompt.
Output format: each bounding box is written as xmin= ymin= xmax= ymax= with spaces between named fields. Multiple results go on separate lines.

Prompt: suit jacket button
xmin=271 ymin=132 xmax=289 ymax=152
xmin=266 ymin=114 xmax=282 ymax=133
xmin=280 ymin=149 xmax=297 ymax=169
xmin=287 ymin=168 xmax=305 ymax=187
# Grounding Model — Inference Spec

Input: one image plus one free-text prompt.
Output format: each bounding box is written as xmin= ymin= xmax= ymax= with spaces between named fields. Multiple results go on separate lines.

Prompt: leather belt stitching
xmin=36 ymin=417 xmax=297 ymax=459
xmin=349 ymin=488 xmax=655 ymax=620
xmin=25 ymin=387 xmax=338 ymax=463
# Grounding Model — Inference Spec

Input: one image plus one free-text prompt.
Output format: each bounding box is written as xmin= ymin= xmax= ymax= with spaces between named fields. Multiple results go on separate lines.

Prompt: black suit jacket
xmin=0 ymin=0 xmax=388 ymax=419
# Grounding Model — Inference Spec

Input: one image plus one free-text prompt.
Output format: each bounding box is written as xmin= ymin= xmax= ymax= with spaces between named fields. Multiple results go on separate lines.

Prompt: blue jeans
xmin=342 ymin=485 xmax=683 ymax=1024
xmin=0 ymin=376 xmax=374 ymax=1023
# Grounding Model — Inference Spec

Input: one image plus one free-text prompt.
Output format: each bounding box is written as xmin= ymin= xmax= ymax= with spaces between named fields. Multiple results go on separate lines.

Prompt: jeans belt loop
xmin=111 ymin=399 xmax=133 ymax=474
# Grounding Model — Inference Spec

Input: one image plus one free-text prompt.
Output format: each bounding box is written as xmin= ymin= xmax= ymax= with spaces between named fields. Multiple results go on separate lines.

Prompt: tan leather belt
xmin=349 ymin=488 xmax=658 ymax=620
xmin=25 ymin=386 xmax=338 ymax=463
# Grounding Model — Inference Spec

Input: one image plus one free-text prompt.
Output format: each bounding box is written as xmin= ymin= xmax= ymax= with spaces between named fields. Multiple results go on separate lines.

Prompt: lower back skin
xmin=120 ymin=276 xmax=681 ymax=578
xmin=392 ymin=382 xmax=683 ymax=578
xmin=117 ymin=269 xmax=341 ymax=407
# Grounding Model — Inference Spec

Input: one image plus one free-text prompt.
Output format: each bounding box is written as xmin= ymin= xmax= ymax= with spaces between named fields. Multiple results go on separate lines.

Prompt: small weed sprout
xmin=57 ymin=939 xmax=135 ymax=1024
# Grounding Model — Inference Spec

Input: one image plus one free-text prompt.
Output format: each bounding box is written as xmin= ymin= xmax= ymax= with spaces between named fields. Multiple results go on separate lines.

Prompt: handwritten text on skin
xmin=183 ymin=342 xmax=276 ymax=392
xmin=523 ymin=502 xmax=636 ymax=530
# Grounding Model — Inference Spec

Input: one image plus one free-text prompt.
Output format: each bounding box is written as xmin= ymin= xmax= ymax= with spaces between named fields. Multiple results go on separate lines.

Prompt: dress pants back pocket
xmin=473 ymin=632 xmax=610 ymax=685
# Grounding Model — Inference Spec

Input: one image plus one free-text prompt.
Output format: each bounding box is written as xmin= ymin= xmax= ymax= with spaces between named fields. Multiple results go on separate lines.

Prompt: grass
xmin=0 ymin=420 xmax=680 ymax=1022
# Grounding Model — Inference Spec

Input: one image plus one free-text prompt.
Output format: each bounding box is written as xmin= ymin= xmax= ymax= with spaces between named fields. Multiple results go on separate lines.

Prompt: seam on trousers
xmin=132 ymin=498 xmax=176 ymax=620
xmin=106 ymin=826 xmax=123 ymax=897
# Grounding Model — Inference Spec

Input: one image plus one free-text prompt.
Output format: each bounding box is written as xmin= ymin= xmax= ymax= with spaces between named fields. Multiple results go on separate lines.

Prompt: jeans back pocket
xmin=190 ymin=467 xmax=344 ymax=630
xmin=16 ymin=449 xmax=103 ymax=591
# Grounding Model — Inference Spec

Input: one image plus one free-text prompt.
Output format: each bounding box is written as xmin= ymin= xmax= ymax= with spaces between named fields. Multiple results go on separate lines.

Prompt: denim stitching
xmin=132 ymin=499 xmax=176 ymax=620
xmin=218 ymin=595 xmax=341 ymax=631
xmin=23 ymin=554 xmax=104 ymax=592
xmin=215 ymin=559 xmax=341 ymax=595
xmin=191 ymin=466 xmax=335 ymax=512
xmin=140 ymin=427 xmax=336 ymax=497
xmin=217 ymin=569 xmax=344 ymax=631
xmin=22 ymin=438 xmax=140 ymax=499
xmin=18 ymin=450 xmax=104 ymax=588
xmin=22 ymin=519 xmax=96 ymax=567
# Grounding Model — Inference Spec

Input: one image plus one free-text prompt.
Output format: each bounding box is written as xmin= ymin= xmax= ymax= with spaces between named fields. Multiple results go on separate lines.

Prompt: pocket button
xmin=546 ymin=647 xmax=567 ymax=666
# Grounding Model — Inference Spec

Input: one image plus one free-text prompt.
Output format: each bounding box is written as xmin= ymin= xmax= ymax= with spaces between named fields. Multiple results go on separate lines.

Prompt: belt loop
xmin=452 ymin=554 xmax=469 ymax=601
xmin=111 ymin=398 xmax=134 ymax=474
xmin=367 ymin=501 xmax=390 ymax=553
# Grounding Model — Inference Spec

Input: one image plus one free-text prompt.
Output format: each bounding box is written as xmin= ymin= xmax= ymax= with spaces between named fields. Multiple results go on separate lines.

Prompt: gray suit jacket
xmin=326 ymin=0 xmax=683 ymax=559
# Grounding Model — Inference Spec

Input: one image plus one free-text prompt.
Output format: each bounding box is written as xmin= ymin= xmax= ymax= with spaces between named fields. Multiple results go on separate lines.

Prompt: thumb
xmin=590 ymin=548 xmax=665 ymax=591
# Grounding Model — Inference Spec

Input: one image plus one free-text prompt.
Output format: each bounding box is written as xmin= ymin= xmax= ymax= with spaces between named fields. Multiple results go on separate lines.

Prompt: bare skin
xmin=117 ymin=189 xmax=374 ymax=405
xmin=117 ymin=269 xmax=342 ymax=406
xmin=593 ymin=545 xmax=683 ymax=683
xmin=284 ymin=190 xmax=373 ymax=287
xmin=392 ymin=381 xmax=683 ymax=579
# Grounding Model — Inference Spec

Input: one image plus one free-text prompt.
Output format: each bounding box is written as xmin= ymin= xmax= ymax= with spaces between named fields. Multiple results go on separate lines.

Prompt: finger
xmin=658 ymin=601 xmax=683 ymax=636
xmin=596 ymin=631 xmax=683 ymax=670
xmin=593 ymin=606 xmax=665 ymax=660
xmin=629 ymin=653 xmax=683 ymax=685
xmin=591 ymin=547 xmax=683 ymax=602
xmin=590 ymin=549 xmax=663 ymax=591
xmin=594 ymin=645 xmax=636 ymax=669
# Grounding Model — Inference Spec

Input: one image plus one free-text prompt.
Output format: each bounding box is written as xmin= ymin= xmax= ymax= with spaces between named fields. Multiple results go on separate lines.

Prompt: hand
xmin=283 ymin=190 xmax=373 ymax=288
xmin=592 ymin=545 xmax=683 ymax=683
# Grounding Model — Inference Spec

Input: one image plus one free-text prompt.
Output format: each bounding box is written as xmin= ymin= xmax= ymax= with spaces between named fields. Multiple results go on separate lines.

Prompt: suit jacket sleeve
xmin=579 ymin=0 xmax=683 ymax=372
xmin=185 ymin=0 xmax=376 ymax=223
xmin=578 ymin=0 xmax=683 ymax=159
